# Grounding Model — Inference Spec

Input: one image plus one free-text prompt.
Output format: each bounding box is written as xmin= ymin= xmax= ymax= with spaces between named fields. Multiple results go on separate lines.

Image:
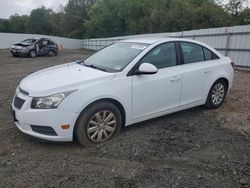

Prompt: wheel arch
xmin=28 ymin=49 xmax=36 ymax=57
xmin=73 ymin=98 xmax=126 ymax=139
xmin=206 ymin=77 xmax=229 ymax=101
xmin=213 ymin=77 xmax=229 ymax=93
xmin=48 ymin=49 xmax=57 ymax=55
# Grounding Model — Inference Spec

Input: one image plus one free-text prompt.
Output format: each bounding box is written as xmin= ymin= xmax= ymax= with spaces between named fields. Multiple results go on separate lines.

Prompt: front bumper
xmin=11 ymin=92 xmax=79 ymax=142
xmin=10 ymin=49 xmax=28 ymax=56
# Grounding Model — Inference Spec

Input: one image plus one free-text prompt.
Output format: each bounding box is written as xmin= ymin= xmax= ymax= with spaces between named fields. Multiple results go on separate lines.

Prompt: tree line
xmin=0 ymin=0 xmax=249 ymax=39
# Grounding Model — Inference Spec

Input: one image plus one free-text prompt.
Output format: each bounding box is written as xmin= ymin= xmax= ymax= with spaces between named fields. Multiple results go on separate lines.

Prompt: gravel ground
xmin=0 ymin=49 xmax=249 ymax=188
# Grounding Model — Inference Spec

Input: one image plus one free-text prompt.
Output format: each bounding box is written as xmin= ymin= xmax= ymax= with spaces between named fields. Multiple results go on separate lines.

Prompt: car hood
xmin=12 ymin=42 xmax=32 ymax=47
xmin=19 ymin=62 xmax=115 ymax=97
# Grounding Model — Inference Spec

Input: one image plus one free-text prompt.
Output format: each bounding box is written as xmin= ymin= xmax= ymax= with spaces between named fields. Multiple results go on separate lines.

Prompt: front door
xmin=132 ymin=42 xmax=182 ymax=120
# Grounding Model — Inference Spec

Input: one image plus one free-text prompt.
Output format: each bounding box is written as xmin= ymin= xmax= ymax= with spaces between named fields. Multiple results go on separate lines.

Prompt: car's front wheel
xmin=75 ymin=102 xmax=122 ymax=146
xmin=29 ymin=50 xmax=36 ymax=58
xmin=206 ymin=79 xmax=228 ymax=109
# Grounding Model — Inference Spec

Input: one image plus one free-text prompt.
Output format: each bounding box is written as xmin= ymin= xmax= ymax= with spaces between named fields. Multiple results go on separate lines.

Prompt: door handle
xmin=170 ymin=76 xmax=181 ymax=81
xmin=204 ymin=68 xmax=212 ymax=73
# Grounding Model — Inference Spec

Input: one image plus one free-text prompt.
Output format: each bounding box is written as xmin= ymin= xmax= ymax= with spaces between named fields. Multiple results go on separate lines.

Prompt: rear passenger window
xmin=181 ymin=42 xmax=204 ymax=64
xmin=203 ymin=47 xmax=219 ymax=60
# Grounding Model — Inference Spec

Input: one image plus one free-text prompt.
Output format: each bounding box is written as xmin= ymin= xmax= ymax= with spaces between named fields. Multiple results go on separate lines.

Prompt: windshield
xmin=21 ymin=39 xmax=37 ymax=44
xmin=82 ymin=42 xmax=148 ymax=72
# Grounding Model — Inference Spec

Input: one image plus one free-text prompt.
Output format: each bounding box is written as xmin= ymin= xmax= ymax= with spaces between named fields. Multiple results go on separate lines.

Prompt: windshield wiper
xmin=82 ymin=62 xmax=108 ymax=72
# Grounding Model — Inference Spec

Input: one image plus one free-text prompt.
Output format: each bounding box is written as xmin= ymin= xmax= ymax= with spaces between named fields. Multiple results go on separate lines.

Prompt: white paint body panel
xmin=12 ymin=38 xmax=234 ymax=142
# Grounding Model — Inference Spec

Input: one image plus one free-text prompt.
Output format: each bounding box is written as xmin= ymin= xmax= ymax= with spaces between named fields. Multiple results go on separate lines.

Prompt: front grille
xmin=31 ymin=125 xmax=58 ymax=136
xmin=19 ymin=87 xmax=29 ymax=96
xmin=14 ymin=96 xmax=25 ymax=109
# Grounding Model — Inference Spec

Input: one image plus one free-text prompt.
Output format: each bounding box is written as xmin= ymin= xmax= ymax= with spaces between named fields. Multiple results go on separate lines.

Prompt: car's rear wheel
xmin=206 ymin=79 xmax=227 ymax=109
xmin=48 ymin=50 xmax=56 ymax=57
xmin=75 ymin=102 xmax=122 ymax=146
xmin=29 ymin=50 xmax=36 ymax=58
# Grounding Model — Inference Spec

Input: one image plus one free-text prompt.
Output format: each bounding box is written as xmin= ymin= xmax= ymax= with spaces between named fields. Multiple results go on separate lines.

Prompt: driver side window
xmin=140 ymin=42 xmax=177 ymax=69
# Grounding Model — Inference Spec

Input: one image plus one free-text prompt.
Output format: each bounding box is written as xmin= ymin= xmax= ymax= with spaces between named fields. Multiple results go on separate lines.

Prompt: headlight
xmin=31 ymin=90 xmax=76 ymax=109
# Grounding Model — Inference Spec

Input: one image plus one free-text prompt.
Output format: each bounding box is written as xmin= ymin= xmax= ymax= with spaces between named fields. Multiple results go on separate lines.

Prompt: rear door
xmin=179 ymin=42 xmax=219 ymax=106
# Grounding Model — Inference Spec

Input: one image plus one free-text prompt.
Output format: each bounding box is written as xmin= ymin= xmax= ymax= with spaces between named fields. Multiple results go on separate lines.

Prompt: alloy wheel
xmin=211 ymin=83 xmax=225 ymax=105
xmin=49 ymin=51 xmax=56 ymax=56
xmin=87 ymin=110 xmax=117 ymax=143
xmin=30 ymin=51 xmax=36 ymax=58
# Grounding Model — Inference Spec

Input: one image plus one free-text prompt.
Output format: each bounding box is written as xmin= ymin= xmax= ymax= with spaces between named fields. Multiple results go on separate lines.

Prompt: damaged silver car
xmin=10 ymin=38 xmax=58 ymax=58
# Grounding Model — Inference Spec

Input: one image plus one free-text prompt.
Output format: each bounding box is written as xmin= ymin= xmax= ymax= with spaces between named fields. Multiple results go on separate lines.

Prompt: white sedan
xmin=11 ymin=38 xmax=234 ymax=146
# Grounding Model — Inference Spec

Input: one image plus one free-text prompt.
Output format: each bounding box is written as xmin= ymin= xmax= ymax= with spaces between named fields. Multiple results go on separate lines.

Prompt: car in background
xmin=10 ymin=38 xmax=58 ymax=58
xmin=11 ymin=38 xmax=234 ymax=146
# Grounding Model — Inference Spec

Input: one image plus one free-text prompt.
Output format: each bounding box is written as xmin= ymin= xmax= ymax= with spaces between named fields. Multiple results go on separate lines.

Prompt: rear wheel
xmin=206 ymin=79 xmax=227 ymax=109
xmin=29 ymin=50 xmax=36 ymax=58
xmin=48 ymin=50 xmax=56 ymax=57
xmin=75 ymin=102 xmax=122 ymax=146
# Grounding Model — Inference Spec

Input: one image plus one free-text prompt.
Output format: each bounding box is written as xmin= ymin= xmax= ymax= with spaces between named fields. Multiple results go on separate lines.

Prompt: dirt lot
xmin=0 ymin=49 xmax=249 ymax=188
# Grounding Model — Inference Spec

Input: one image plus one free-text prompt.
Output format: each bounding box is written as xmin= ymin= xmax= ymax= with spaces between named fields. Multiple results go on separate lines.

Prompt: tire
xmin=29 ymin=50 xmax=36 ymax=58
xmin=48 ymin=50 xmax=56 ymax=57
xmin=205 ymin=79 xmax=228 ymax=109
xmin=11 ymin=53 xmax=18 ymax=57
xmin=75 ymin=102 xmax=122 ymax=146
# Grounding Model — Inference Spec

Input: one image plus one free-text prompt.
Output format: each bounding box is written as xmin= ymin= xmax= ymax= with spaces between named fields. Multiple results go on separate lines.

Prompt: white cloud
xmin=0 ymin=0 xmax=68 ymax=18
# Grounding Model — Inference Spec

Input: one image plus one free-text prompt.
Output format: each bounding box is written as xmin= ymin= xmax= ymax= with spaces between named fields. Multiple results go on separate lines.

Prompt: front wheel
xmin=29 ymin=50 xmax=36 ymax=58
xmin=205 ymin=80 xmax=227 ymax=109
xmin=75 ymin=102 xmax=122 ymax=146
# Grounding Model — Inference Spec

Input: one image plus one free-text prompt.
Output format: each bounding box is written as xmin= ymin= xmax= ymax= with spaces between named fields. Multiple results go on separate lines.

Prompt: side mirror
xmin=136 ymin=63 xmax=158 ymax=75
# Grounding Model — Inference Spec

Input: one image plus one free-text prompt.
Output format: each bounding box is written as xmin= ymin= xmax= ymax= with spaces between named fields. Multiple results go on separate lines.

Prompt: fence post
xmin=225 ymin=32 xmax=231 ymax=56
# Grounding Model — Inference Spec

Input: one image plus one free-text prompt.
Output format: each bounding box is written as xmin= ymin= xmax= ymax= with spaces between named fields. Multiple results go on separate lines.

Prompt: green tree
xmin=238 ymin=8 xmax=250 ymax=24
xmin=0 ymin=19 xmax=11 ymax=32
xmin=9 ymin=14 xmax=29 ymax=33
xmin=166 ymin=0 xmax=195 ymax=32
xmin=226 ymin=0 xmax=246 ymax=15
xmin=0 ymin=0 xmax=248 ymax=38
xmin=60 ymin=0 xmax=96 ymax=38
xmin=27 ymin=6 xmax=54 ymax=35
xmin=51 ymin=12 xmax=64 ymax=36
xmin=85 ymin=0 xmax=243 ymax=38
xmin=225 ymin=0 xmax=249 ymax=25
xmin=192 ymin=0 xmax=232 ymax=29
xmin=85 ymin=0 xmax=129 ymax=37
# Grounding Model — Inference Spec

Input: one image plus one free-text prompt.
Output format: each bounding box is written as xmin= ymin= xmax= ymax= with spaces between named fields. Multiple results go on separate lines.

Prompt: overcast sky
xmin=0 ymin=0 xmax=249 ymax=18
xmin=0 ymin=0 xmax=68 ymax=18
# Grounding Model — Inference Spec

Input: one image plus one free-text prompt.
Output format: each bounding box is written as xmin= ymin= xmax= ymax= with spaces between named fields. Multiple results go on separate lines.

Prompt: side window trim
xmin=179 ymin=41 xmax=221 ymax=64
xmin=176 ymin=42 xmax=184 ymax=65
xmin=202 ymin=46 xmax=220 ymax=61
xmin=127 ymin=41 xmax=180 ymax=76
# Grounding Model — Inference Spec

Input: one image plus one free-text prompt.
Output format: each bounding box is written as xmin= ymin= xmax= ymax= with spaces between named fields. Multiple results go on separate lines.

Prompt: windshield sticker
xmin=130 ymin=45 xmax=147 ymax=50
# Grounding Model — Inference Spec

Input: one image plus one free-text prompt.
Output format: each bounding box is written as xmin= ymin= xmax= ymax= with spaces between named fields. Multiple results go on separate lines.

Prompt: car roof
xmin=120 ymin=37 xmax=201 ymax=45
xmin=121 ymin=37 xmax=167 ymax=44
xmin=119 ymin=37 xmax=222 ymax=58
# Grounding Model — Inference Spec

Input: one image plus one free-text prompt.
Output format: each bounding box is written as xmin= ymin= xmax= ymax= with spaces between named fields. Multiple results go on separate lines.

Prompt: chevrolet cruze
xmin=11 ymin=38 xmax=234 ymax=146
